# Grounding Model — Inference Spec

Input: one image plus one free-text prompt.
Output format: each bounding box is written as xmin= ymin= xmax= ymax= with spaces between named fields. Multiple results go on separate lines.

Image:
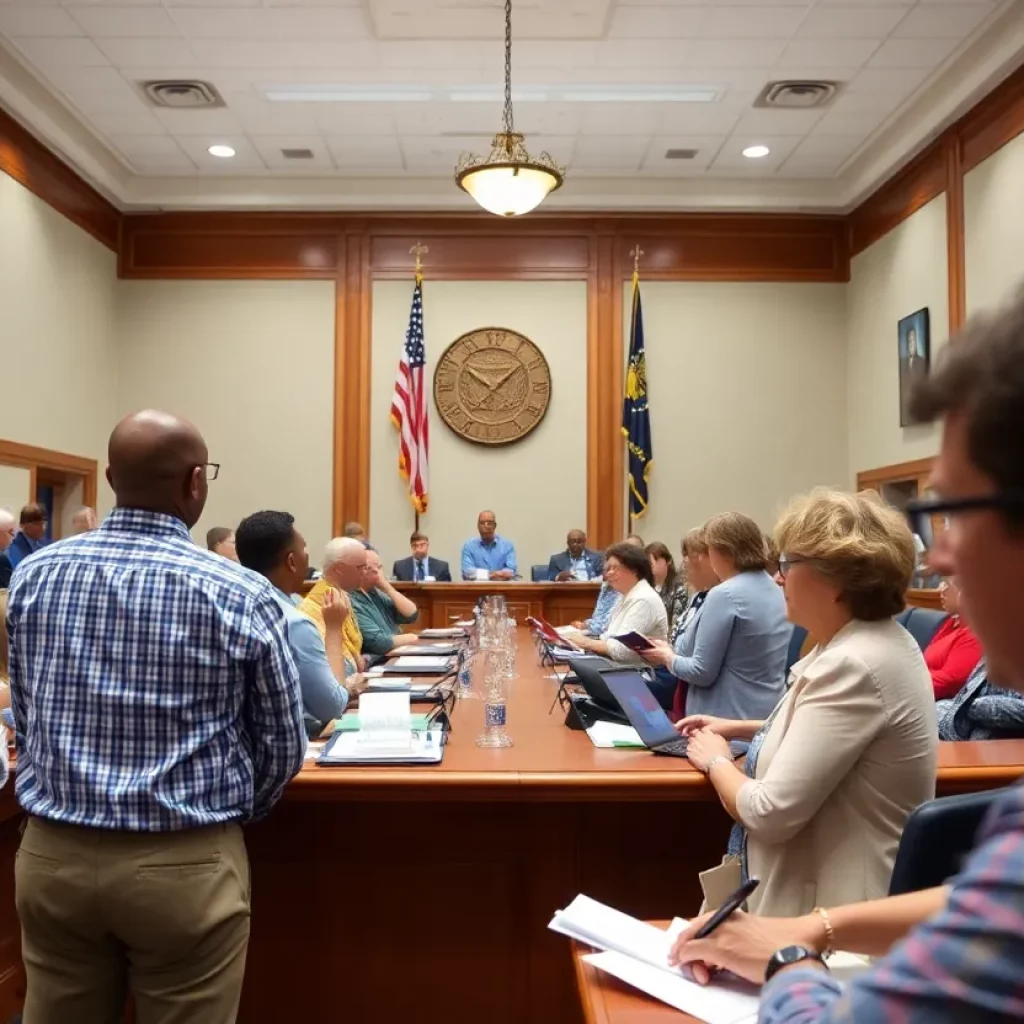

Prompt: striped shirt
xmin=760 ymin=783 xmax=1024 ymax=1022
xmin=7 ymin=508 xmax=305 ymax=831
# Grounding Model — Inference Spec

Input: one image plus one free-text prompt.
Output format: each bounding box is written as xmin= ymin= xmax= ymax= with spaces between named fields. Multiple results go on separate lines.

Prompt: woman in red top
xmin=924 ymin=577 xmax=983 ymax=699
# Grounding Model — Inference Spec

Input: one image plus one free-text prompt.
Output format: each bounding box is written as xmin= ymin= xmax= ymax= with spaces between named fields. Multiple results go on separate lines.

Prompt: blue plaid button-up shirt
xmin=8 ymin=507 xmax=305 ymax=831
xmin=760 ymin=782 xmax=1024 ymax=1022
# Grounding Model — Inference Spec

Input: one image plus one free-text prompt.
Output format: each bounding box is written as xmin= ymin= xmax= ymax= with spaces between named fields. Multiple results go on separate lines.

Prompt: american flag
xmin=390 ymin=276 xmax=429 ymax=513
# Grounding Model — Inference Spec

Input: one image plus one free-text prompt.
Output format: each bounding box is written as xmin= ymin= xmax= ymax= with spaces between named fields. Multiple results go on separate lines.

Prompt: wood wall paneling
xmin=0 ymin=439 xmax=98 ymax=511
xmin=0 ymin=105 xmax=119 ymax=252
xmin=960 ymin=62 xmax=1024 ymax=173
xmin=945 ymin=135 xmax=967 ymax=334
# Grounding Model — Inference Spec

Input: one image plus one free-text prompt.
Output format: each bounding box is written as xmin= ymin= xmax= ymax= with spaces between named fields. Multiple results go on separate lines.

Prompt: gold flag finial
xmin=409 ymin=241 xmax=429 ymax=277
xmin=629 ymin=244 xmax=644 ymax=275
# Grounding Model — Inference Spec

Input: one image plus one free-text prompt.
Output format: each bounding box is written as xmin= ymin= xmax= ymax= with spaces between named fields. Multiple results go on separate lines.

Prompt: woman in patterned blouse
xmin=647 ymin=541 xmax=689 ymax=637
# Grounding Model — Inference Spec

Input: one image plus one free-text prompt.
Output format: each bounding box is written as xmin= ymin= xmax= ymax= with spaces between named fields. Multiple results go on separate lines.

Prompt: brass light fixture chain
xmin=503 ymin=0 xmax=514 ymax=136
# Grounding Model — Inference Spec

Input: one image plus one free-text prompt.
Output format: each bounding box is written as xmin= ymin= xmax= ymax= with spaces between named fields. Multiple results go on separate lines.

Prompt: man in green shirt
xmin=351 ymin=550 xmax=421 ymax=656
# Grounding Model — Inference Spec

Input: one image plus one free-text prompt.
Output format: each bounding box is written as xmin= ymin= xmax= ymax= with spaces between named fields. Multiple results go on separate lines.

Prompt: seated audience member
xmin=206 ymin=525 xmax=238 ymax=562
xmin=647 ymin=541 xmax=689 ymax=635
xmin=352 ymin=550 xmax=420 ymax=656
xmin=642 ymin=512 xmax=789 ymax=727
xmin=667 ymin=286 xmax=1024 ymax=1023
xmin=677 ymin=490 xmax=937 ymax=918
xmin=0 ymin=509 xmax=14 ymax=588
xmin=300 ymin=538 xmax=368 ymax=669
xmin=0 ymin=590 xmax=8 ymax=792
xmin=569 ymin=543 xmax=668 ymax=665
xmin=461 ymin=509 xmax=517 ymax=580
xmin=548 ymin=529 xmax=603 ymax=581
xmin=672 ymin=527 xmax=719 ymax=644
xmin=344 ymin=520 xmax=374 ymax=550
xmin=71 ymin=506 xmax=98 ymax=534
xmin=936 ymin=658 xmax=1024 ymax=740
xmin=393 ymin=531 xmax=451 ymax=582
xmin=8 ymin=503 xmax=47 ymax=569
xmin=7 ymin=410 xmax=304 ymax=1020
xmin=924 ymin=576 xmax=982 ymax=699
xmin=571 ymin=534 xmax=644 ymax=635
xmin=236 ymin=511 xmax=354 ymax=735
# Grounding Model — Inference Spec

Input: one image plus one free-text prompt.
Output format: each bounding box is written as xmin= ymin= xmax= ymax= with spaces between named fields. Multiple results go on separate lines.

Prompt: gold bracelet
xmin=812 ymin=906 xmax=835 ymax=958
xmin=703 ymin=755 xmax=732 ymax=776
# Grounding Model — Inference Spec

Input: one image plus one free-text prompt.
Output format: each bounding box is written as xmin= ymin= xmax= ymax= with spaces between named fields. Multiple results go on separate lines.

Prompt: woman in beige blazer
xmin=679 ymin=490 xmax=937 ymax=918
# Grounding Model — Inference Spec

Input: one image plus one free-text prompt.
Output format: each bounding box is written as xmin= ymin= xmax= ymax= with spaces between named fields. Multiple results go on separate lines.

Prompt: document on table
xmin=585 ymin=721 xmax=645 ymax=748
xmin=366 ymin=676 xmax=413 ymax=688
xmin=357 ymin=691 xmax=412 ymax=741
xmin=394 ymin=655 xmax=452 ymax=670
xmin=419 ymin=628 xmax=466 ymax=638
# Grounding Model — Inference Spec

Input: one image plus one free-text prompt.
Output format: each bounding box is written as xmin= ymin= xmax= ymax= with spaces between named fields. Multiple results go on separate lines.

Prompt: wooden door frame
xmin=0 ymin=439 xmax=98 ymax=512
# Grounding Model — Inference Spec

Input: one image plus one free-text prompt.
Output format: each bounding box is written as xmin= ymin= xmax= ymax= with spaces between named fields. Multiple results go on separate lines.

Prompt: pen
xmin=692 ymin=877 xmax=760 ymax=940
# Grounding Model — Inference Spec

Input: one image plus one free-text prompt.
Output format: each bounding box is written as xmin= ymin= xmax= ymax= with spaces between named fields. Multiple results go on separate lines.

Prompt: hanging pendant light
xmin=455 ymin=0 xmax=565 ymax=217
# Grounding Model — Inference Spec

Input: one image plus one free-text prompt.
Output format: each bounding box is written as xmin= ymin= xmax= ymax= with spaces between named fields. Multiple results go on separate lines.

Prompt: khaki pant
xmin=15 ymin=816 xmax=251 ymax=1024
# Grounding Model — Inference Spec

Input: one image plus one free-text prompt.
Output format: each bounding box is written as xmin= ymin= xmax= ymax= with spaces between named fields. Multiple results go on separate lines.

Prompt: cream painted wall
xmin=370 ymin=280 xmax=587 ymax=577
xmin=965 ymin=131 xmax=1024 ymax=315
xmin=846 ymin=195 xmax=949 ymax=479
xmin=0 ymin=173 xmax=118 ymax=512
xmin=116 ymin=281 xmax=336 ymax=558
xmin=625 ymin=282 xmax=847 ymax=546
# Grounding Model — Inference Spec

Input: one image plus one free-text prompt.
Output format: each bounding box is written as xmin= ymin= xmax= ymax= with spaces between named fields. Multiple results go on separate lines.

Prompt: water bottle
xmin=456 ymin=643 xmax=474 ymax=701
xmin=475 ymin=643 xmax=514 ymax=749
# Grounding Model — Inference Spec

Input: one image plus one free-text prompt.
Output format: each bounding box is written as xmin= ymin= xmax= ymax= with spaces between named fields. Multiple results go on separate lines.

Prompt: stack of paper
xmin=318 ymin=692 xmax=443 ymax=764
xmin=549 ymin=895 xmax=760 ymax=1024
xmin=394 ymin=655 xmax=452 ymax=671
xmin=585 ymin=721 xmax=646 ymax=748
xmin=419 ymin=628 xmax=466 ymax=638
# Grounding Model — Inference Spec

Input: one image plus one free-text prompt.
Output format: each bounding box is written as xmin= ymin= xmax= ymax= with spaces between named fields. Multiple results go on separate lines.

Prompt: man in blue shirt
xmin=461 ymin=509 xmax=517 ymax=580
xmin=236 ymin=509 xmax=353 ymax=735
xmin=7 ymin=502 xmax=47 ymax=569
xmin=8 ymin=410 xmax=304 ymax=1023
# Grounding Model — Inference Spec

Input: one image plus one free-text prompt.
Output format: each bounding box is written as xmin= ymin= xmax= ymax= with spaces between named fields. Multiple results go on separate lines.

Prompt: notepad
xmin=585 ymin=721 xmax=645 ymax=748
xmin=335 ymin=712 xmax=432 ymax=732
xmin=394 ymin=656 xmax=452 ymax=670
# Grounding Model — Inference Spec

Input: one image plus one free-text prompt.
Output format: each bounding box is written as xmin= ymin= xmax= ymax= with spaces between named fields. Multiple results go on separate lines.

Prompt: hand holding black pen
xmin=693 ymin=876 xmax=761 ymax=940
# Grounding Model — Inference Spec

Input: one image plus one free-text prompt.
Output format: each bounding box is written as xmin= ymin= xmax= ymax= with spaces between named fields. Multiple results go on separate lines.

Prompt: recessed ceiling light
xmin=742 ymin=145 xmax=771 ymax=159
xmin=208 ymin=144 xmax=235 ymax=158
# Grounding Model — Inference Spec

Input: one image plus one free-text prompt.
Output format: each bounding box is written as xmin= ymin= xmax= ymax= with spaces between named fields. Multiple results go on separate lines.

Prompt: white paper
xmin=356 ymin=691 xmax=412 ymax=745
xmin=323 ymin=729 xmax=442 ymax=761
xmin=420 ymin=628 xmax=465 ymax=638
xmin=474 ymin=568 xmax=489 ymax=581
xmin=555 ymin=625 xmax=579 ymax=636
xmin=586 ymin=721 xmax=645 ymax=748
xmin=366 ymin=677 xmax=413 ymax=689
xmin=583 ymin=951 xmax=759 ymax=1024
xmin=394 ymin=656 xmax=451 ymax=669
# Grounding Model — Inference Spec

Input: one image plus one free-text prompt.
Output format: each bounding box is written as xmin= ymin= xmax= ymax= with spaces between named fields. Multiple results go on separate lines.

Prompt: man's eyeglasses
xmin=906 ymin=493 xmax=1024 ymax=550
xmin=202 ymin=463 xmax=220 ymax=482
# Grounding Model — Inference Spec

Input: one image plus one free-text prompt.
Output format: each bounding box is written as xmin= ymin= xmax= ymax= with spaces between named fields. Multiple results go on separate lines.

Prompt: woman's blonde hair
xmin=774 ymin=489 xmax=915 ymax=621
xmin=681 ymin=526 xmax=708 ymax=558
xmin=704 ymin=512 xmax=768 ymax=572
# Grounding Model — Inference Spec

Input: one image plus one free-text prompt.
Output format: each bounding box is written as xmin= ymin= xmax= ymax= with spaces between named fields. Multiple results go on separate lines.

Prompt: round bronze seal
xmin=433 ymin=327 xmax=552 ymax=446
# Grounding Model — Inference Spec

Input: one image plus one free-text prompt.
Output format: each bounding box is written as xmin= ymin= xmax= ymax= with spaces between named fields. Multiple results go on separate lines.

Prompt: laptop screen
xmin=601 ymin=670 xmax=680 ymax=748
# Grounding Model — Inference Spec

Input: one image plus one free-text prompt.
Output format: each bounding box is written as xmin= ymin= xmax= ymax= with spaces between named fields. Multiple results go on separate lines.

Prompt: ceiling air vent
xmin=755 ymin=81 xmax=838 ymax=110
xmin=142 ymin=80 xmax=224 ymax=109
xmin=281 ymin=148 xmax=315 ymax=160
xmin=665 ymin=148 xmax=698 ymax=160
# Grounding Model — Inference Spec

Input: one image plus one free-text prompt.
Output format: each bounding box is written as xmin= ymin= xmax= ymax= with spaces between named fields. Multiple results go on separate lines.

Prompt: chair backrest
xmin=531 ymin=565 xmax=550 ymax=582
xmin=785 ymin=625 xmax=808 ymax=676
xmin=896 ymin=606 xmax=949 ymax=651
xmin=888 ymin=787 xmax=1009 ymax=896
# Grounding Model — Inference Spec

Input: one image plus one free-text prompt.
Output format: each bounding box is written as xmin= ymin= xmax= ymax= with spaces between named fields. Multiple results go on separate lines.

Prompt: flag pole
xmin=409 ymin=241 xmax=428 ymax=533
xmin=626 ymin=243 xmax=643 ymax=534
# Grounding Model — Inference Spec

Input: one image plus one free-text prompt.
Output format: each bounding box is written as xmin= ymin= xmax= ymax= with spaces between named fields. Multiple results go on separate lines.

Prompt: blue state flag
xmin=622 ymin=271 xmax=652 ymax=520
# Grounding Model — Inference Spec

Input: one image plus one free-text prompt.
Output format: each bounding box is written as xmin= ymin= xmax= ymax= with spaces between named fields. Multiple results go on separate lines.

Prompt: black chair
xmin=531 ymin=564 xmax=550 ymax=582
xmin=785 ymin=625 xmax=807 ymax=676
xmin=888 ymin=787 xmax=1009 ymax=896
xmin=896 ymin=607 xmax=949 ymax=651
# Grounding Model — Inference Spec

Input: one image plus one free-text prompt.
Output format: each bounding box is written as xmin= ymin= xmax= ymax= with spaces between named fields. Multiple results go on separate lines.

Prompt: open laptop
xmin=600 ymin=669 xmax=692 ymax=758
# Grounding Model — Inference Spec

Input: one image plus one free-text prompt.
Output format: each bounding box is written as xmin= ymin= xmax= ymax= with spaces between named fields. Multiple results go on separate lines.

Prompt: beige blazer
xmin=602 ymin=579 xmax=669 ymax=665
xmin=738 ymin=617 xmax=937 ymax=918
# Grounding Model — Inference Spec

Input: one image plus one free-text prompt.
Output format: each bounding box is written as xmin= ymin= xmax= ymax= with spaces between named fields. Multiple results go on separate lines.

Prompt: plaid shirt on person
xmin=760 ymin=782 xmax=1024 ymax=1023
xmin=7 ymin=508 xmax=305 ymax=832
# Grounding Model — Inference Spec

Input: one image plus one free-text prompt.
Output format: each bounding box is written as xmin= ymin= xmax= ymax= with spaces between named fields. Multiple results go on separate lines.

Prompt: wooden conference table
xmin=2 ymin=623 xmax=1024 ymax=1022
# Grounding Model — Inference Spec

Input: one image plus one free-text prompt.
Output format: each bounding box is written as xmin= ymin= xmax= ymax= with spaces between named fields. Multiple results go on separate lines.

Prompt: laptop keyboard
xmin=654 ymin=737 xmax=689 ymax=758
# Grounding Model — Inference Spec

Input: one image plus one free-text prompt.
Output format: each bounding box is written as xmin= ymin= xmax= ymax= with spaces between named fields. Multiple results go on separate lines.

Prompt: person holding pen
xmin=679 ymin=490 xmax=936 ymax=919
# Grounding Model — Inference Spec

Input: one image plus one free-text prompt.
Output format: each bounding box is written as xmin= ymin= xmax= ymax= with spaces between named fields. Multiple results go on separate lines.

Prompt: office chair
xmin=896 ymin=606 xmax=948 ymax=651
xmin=888 ymin=787 xmax=1010 ymax=896
xmin=531 ymin=565 xmax=550 ymax=582
xmin=785 ymin=625 xmax=808 ymax=676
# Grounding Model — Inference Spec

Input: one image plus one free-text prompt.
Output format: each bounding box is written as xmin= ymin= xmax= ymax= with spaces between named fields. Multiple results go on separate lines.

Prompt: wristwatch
xmin=764 ymin=946 xmax=828 ymax=983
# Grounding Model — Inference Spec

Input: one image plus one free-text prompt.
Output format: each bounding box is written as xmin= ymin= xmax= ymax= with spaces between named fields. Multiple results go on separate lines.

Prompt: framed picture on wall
xmin=898 ymin=307 xmax=930 ymax=427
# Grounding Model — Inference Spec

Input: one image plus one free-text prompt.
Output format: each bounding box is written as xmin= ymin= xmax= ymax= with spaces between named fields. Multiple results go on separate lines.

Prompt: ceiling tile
xmin=152 ymin=106 xmax=245 ymax=136
xmin=792 ymin=132 xmax=866 ymax=159
xmin=796 ymin=5 xmax=908 ymax=37
xmin=595 ymin=40 xmax=692 ymax=68
xmin=225 ymin=95 xmax=323 ymax=136
xmin=109 ymin=134 xmax=189 ymax=160
xmin=731 ymin=106 xmax=827 ymax=136
xmin=776 ymin=152 xmax=848 ymax=176
xmin=767 ymin=65 xmax=862 ymax=84
xmin=62 ymin=1 xmax=164 ymax=7
xmin=0 ymin=7 xmax=81 ymax=37
xmin=893 ymin=4 xmax=994 ymax=37
xmin=654 ymin=101 xmax=749 ymax=135
xmin=161 ymin=0 xmax=261 ymax=7
xmin=571 ymin=134 xmax=650 ymax=171
xmin=641 ymin=135 xmax=727 ymax=172
xmin=378 ymin=40 xmax=500 ymax=69
xmin=85 ymin=109 xmax=167 ymax=136
xmin=810 ymin=0 xmax=914 ymax=5
xmin=68 ymin=85 xmax=154 ymax=117
xmin=313 ymin=103 xmax=398 ymax=136
xmin=711 ymin=134 xmax=802 ymax=171
xmin=93 ymin=38 xmax=198 ymax=68
xmin=578 ymin=103 xmax=662 ymax=136
xmin=190 ymin=38 xmax=379 ymax=68
xmin=124 ymin=152 xmax=198 ymax=174
xmin=328 ymin=135 xmax=405 ymax=170
xmin=175 ymin=134 xmax=267 ymax=171
xmin=68 ymin=7 xmax=182 ymax=38
xmin=868 ymin=36 xmax=961 ymax=68
xmin=777 ymin=39 xmax=881 ymax=69
xmin=169 ymin=7 xmax=371 ymax=40
xmin=846 ymin=66 xmax=930 ymax=94
xmin=814 ymin=105 xmax=889 ymax=135
xmin=14 ymin=37 xmax=109 ymax=67
xmin=685 ymin=40 xmax=788 ymax=68
xmin=605 ymin=5 xmax=703 ymax=37
xmin=250 ymin=135 xmax=335 ymax=170
xmin=699 ymin=6 xmax=811 ymax=39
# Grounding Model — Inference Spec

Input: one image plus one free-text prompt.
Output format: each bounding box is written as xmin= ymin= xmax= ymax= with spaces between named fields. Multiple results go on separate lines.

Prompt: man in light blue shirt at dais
xmin=461 ymin=509 xmax=517 ymax=580
xmin=236 ymin=510 xmax=352 ymax=736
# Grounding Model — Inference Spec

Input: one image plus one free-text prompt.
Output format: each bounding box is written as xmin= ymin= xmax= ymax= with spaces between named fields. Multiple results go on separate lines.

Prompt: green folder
xmin=334 ymin=713 xmax=433 ymax=732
